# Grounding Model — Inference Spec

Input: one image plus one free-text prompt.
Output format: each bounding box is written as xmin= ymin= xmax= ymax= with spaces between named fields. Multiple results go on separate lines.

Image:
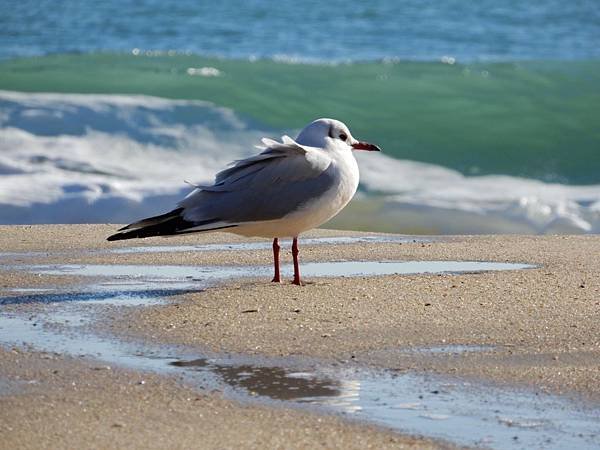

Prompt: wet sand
xmin=0 ymin=348 xmax=436 ymax=450
xmin=56 ymin=226 xmax=598 ymax=400
xmin=1 ymin=225 xmax=600 ymax=447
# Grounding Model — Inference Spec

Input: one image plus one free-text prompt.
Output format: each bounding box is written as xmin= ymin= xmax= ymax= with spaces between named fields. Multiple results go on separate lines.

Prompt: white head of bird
xmin=295 ymin=118 xmax=381 ymax=152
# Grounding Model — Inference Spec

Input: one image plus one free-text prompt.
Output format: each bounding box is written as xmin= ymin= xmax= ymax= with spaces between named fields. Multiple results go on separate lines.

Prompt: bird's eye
xmin=339 ymin=132 xmax=348 ymax=141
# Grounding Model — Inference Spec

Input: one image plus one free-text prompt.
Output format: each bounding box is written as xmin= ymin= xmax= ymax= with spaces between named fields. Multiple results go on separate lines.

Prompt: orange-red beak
xmin=351 ymin=141 xmax=381 ymax=152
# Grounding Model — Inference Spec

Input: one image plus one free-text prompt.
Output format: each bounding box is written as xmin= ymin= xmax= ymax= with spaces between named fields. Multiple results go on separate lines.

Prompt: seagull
xmin=107 ymin=118 xmax=380 ymax=285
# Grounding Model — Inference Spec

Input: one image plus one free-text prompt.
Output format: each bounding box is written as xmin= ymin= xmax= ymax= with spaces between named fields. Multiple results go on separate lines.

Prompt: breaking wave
xmin=1 ymin=90 xmax=599 ymax=234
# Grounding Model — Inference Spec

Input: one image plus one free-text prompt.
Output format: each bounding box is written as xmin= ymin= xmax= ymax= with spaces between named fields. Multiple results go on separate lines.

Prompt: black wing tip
xmin=107 ymin=208 xmax=187 ymax=240
xmin=106 ymin=222 xmax=237 ymax=241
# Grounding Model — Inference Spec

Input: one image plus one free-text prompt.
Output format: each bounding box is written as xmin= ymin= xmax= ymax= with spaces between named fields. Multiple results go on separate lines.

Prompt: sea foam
xmin=0 ymin=91 xmax=263 ymax=223
xmin=1 ymin=91 xmax=599 ymax=234
xmin=352 ymin=153 xmax=600 ymax=234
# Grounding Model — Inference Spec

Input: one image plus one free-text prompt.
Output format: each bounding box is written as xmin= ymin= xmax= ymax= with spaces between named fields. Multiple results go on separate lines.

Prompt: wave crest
xmin=345 ymin=152 xmax=600 ymax=234
xmin=2 ymin=90 xmax=600 ymax=234
xmin=0 ymin=91 xmax=266 ymax=222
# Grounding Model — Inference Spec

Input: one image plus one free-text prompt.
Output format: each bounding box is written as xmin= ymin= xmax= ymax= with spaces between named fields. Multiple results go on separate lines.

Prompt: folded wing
xmin=107 ymin=136 xmax=335 ymax=240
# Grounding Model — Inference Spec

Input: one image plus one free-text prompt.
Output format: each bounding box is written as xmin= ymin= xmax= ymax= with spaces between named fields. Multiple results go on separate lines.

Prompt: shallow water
xmin=0 ymin=288 xmax=189 ymax=306
xmin=26 ymin=260 xmax=535 ymax=282
xmin=2 ymin=252 xmax=598 ymax=448
xmin=0 ymin=307 xmax=598 ymax=449
xmin=1 ymin=259 xmax=534 ymax=307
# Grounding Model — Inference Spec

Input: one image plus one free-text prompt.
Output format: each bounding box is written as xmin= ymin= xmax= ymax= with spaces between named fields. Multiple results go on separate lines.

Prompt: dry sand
xmin=1 ymin=224 xmax=600 ymax=448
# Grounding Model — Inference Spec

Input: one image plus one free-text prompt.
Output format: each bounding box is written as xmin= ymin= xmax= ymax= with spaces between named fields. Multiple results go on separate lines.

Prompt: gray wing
xmin=178 ymin=136 xmax=335 ymax=225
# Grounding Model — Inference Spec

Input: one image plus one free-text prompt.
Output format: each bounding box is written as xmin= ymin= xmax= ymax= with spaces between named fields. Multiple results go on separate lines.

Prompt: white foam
xmin=0 ymin=91 xmax=264 ymax=224
xmin=354 ymin=152 xmax=600 ymax=234
xmin=1 ymin=90 xmax=599 ymax=234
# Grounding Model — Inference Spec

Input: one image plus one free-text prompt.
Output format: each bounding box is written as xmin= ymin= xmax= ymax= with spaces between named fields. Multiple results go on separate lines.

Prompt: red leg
xmin=292 ymin=237 xmax=302 ymax=285
xmin=271 ymin=238 xmax=281 ymax=283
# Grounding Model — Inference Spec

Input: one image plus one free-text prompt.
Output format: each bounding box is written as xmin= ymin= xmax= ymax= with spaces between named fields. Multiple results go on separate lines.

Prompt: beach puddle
xmin=171 ymin=358 xmax=350 ymax=403
xmin=2 ymin=258 xmax=534 ymax=311
xmin=25 ymin=260 xmax=535 ymax=283
xmin=0 ymin=309 xmax=598 ymax=449
xmin=4 ymin=256 xmax=595 ymax=449
xmin=0 ymin=289 xmax=188 ymax=306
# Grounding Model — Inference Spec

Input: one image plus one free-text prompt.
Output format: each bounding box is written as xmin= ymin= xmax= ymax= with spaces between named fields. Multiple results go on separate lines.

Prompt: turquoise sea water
xmin=1 ymin=54 xmax=599 ymax=184
xmin=1 ymin=1 xmax=599 ymax=232
xmin=2 ymin=0 xmax=600 ymax=62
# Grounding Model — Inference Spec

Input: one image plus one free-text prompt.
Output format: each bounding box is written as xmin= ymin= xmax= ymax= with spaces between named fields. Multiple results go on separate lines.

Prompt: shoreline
xmin=0 ymin=347 xmax=437 ymax=450
xmin=104 ymin=232 xmax=600 ymax=401
xmin=1 ymin=225 xmax=599 ymax=447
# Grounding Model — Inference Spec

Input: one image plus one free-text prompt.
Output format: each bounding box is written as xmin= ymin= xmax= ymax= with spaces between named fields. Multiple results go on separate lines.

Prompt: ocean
xmin=1 ymin=0 xmax=599 ymax=234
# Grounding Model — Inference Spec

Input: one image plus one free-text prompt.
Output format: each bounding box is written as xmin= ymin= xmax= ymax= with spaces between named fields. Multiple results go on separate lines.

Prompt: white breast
xmin=234 ymin=150 xmax=360 ymax=238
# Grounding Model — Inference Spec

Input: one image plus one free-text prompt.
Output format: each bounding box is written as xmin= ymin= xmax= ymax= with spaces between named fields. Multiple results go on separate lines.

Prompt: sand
xmin=0 ymin=348 xmax=437 ymax=450
xmin=1 ymin=224 xmax=600 ymax=447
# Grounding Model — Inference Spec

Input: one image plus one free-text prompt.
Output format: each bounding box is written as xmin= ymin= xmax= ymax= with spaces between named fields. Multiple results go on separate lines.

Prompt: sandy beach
xmin=1 ymin=225 xmax=599 ymax=448
xmin=0 ymin=347 xmax=439 ymax=450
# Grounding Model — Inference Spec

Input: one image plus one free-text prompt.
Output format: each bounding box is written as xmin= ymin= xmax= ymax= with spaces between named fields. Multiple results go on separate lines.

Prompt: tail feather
xmin=107 ymin=208 xmax=232 ymax=241
xmin=117 ymin=207 xmax=185 ymax=231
